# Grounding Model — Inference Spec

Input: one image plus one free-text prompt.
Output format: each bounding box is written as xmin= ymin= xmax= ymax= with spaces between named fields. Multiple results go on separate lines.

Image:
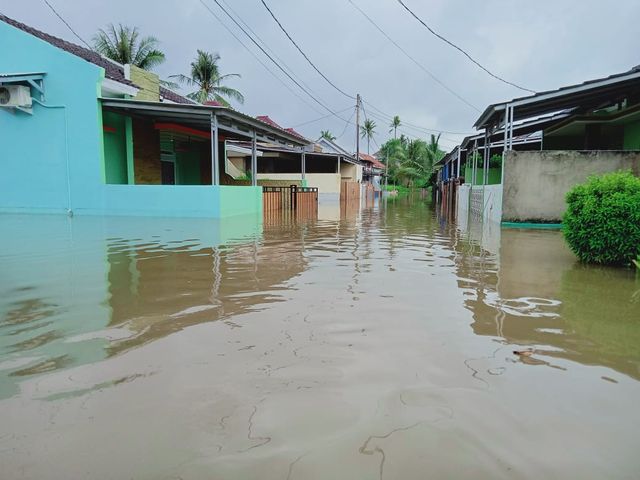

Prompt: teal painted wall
xmin=103 ymin=111 xmax=128 ymax=184
xmin=0 ymin=22 xmax=263 ymax=219
xmin=464 ymin=165 xmax=502 ymax=185
xmin=623 ymin=120 xmax=640 ymax=150
xmin=0 ymin=20 xmax=104 ymax=213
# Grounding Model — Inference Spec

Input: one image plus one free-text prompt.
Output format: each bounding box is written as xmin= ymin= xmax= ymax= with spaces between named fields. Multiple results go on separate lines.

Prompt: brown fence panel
xmin=341 ymin=181 xmax=360 ymax=203
xmin=262 ymin=185 xmax=318 ymax=222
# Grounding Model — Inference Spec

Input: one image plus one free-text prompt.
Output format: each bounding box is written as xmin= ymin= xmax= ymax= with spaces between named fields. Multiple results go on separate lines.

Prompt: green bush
xmin=563 ymin=171 xmax=640 ymax=266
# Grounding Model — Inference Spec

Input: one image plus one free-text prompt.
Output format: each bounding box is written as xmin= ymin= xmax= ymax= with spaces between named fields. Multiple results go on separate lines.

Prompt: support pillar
xmin=301 ymin=149 xmax=306 ymax=184
xmin=211 ymin=113 xmax=219 ymax=185
xmin=251 ymin=130 xmax=257 ymax=186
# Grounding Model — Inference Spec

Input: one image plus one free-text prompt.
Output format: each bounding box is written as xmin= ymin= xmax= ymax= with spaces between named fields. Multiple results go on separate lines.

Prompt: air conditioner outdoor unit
xmin=0 ymin=85 xmax=32 ymax=108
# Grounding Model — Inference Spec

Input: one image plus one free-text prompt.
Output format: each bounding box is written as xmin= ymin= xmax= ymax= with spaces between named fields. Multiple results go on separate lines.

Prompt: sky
xmin=2 ymin=0 xmax=639 ymax=153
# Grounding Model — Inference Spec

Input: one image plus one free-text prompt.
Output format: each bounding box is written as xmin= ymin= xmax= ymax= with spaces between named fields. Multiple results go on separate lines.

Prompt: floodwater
xmin=1 ymin=197 xmax=639 ymax=479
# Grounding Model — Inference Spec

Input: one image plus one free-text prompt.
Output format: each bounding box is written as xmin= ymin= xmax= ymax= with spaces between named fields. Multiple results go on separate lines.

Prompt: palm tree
xmin=170 ymin=50 xmax=244 ymax=106
xmin=93 ymin=24 xmax=165 ymax=70
xmin=424 ymin=133 xmax=443 ymax=175
xmin=320 ymin=130 xmax=336 ymax=141
xmin=389 ymin=115 xmax=401 ymax=139
xmin=360 ymin=119 xmax=377 ymax=154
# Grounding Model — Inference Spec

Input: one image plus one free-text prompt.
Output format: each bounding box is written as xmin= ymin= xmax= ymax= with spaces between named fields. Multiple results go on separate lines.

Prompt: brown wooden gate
xmin=262 ymin=185 xmax=318 ymax=223
xmin=340 ymin=181 xmax=360 ymax=203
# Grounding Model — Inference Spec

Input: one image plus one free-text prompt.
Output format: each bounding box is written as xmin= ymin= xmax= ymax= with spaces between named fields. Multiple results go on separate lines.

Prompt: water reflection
xmin=456 ymin=223 xmax=640 ymax=380
xmin=1 ymin=197 xmax=640 ymax=478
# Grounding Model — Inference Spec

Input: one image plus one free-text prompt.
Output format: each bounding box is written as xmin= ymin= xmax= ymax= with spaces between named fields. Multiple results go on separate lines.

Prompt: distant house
xmin=358 ymin=153 xmax=385 ymax=190
xmin=439 ymin=66 xmax=640 ymax=223
xmin=0 ymin=14 xmax=306 ymax=218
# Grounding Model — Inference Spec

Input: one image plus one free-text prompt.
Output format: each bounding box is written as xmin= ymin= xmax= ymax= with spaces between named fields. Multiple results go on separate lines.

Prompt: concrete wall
xmin=130 ymin=65 xmax=160 ymax=102
xmin=503 ymin=150 xmax=640 ymax=222
xmin=256 ymin=172 xmax=341 ymax=193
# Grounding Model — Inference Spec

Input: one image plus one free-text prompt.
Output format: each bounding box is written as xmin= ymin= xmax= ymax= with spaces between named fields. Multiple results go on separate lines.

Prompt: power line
xmin=41 ymin=0 xmax=92 ymax=49
xmin=363 ymin=101 xmax=473 ymax=135
xmin=395 ymin=0 xmax=536 ymax=93
xmin=218 ymin=0 xmax=317 ymax=96
xmin=346 ymin=0 xmax=480 ymax=112
xmin=291 ymin=106 xmax=355 ymax=128
xmin=198 ymin=0 xmax=324 ymax=115
xmin=208 ymin=0 xmax=342 ymax=118
xmin=259 ymin=0 xmax=356 ymax=100
xmin=336 ymin=107 xmax=357 ymax=140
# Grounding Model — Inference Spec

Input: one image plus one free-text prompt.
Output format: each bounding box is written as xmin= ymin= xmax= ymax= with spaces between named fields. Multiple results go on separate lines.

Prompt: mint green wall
xmin=623 ymin=120 xmax=640 ymax=150
xmin=176 ymin=149 xmax=201 ymax=185
xmin=103 ymin=111 xmax=128 ymax=184
xmin=215 ymin=186 xmax=263 ymax=218
xmin=464 ymin=165 xmax=502 ymax=185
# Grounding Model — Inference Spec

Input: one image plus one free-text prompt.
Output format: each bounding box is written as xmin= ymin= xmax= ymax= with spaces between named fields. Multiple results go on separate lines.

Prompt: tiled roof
xmin=256 ymin=115 xmax=282 ymax=129
xmin=359 ymin=153 xmax=385 ymax=169
xmin=204 ymin=100 xmax=224 ymax=107
xmin=159 ymin=86 xmax=195 ymax=104
xmin=0 ymin=13 xmax=137 ymax=88
xmin=284 ymin=127 xmax=309 ymax=142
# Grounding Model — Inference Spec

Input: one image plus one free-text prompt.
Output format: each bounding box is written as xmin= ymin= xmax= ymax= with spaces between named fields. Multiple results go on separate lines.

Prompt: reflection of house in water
xmin=105 ymin=233 xmax=307 ymax=356
xmin=454 ymin=227 xmax=640 ymax=380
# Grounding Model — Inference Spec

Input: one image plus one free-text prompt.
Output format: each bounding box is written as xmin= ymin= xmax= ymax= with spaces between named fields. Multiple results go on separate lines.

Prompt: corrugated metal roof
xmin=474 ymin=66 xmax=640 ymax=129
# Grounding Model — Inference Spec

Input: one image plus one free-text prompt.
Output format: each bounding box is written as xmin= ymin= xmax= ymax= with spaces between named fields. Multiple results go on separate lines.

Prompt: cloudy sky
xmin=2 ymin=0 xmax=639 ymax=152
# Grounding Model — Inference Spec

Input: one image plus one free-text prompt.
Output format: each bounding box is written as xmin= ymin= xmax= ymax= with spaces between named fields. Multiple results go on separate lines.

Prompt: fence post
xmin=291 ymin=185 xmax=297 ymax=210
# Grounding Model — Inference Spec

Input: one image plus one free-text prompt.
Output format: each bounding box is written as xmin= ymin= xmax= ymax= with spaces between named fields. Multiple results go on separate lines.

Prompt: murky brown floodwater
xmin=1 ymin=197 xmax=639 ymax=479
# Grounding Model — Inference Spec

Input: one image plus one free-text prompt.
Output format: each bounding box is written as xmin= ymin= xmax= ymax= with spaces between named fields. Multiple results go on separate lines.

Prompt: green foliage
xmin=171 ymin=50 xmax=244 ymax=106
xmin=378 ymin=133 xmax=443 ymax=187
xmin=93 ymin=24 xmax=165 ymax=70
xmin=360 ymin=119 xmax=377 ymax=154
xmin=489 ymin=154 xmax=502 ymax=168
xmin=563 ymin=171 xmax=640 ymax=266
xmin=389 ymin=115 xmax=401 ymax=139
xmin=320 ymin=130 xmax=336 ymax=141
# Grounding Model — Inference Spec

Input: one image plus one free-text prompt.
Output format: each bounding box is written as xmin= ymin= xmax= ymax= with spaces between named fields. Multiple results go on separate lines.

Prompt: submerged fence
xmin=263 ymin=185 xmax=318 ymax=224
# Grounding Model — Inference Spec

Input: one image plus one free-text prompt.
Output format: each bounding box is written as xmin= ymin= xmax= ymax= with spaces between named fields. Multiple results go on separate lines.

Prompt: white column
xmin=210 ymin=113 xmax=219 ymax=185
xmin=251 ymin=130 xmax=257 ymax=186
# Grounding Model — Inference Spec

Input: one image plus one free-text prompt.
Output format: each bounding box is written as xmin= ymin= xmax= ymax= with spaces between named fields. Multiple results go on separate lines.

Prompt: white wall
xmin=256 ymin=173 xmax=341 ymax=194
xmin=457 ymin=184 xmax=503 ymax=224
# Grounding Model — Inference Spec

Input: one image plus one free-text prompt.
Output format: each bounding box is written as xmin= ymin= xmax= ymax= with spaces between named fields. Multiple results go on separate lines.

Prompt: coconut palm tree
xmin=389 ymin=115 xmax=401 ymax=139
xmin=170 ymin=50 xmax=244 ymax=106
xmin=360 ymin=119 xmax=377 ymax=154
xmin=320 ymin=130 xmax=336 ymax=141
xmin=93 ymin=24 xmax=165 ymax=70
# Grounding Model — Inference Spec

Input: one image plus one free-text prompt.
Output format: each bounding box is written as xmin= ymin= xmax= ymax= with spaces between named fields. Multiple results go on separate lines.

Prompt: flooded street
xmin=1 ymin=198 xmax=639 ymax=479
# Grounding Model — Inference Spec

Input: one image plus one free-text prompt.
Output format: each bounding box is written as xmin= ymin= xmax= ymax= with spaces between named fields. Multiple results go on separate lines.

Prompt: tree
xmin=360 ymin=119 xmax=377 ymax=154
xmin=93 ymin=24 xmax=165 ymax=70
xmin=171 ymin=50 xmax=244 ymax=106
xmin=378 ymin=133 xmax=444 ymax=188
xmin=389 ymin=115 xmax=402 ymax=139
xmin=320 ymin=130 xmax=336 ymax=141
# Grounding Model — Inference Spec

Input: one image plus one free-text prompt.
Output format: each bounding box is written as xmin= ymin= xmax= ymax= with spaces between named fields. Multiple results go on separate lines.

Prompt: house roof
xmin=100 ymin=98 xmax=309 ymax=146
xmin=228 ymin=141 xmax=363 ymax=165
xmin=358 ymin=153 xmax=385 ymax=169
xmin=474 ymin=65 xmax=640 ymax=129
xmin=0 ymin=13 xmax=137 ymax=89
xmin=315 ymin=137 xmax=352 ymax=156
xmin=256 ymin=115 xmax=282 ymax=128
xmin=160 ymin=86 xmax=195 ymax=105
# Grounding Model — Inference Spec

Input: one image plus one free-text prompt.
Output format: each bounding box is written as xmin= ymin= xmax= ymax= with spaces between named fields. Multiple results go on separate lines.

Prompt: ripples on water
xmin=1 ymin=197 xmax=639 ymax=478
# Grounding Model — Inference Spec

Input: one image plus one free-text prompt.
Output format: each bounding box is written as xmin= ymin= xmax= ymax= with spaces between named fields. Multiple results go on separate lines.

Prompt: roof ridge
xmin=0 ymin=13 xmax=137 ymax=89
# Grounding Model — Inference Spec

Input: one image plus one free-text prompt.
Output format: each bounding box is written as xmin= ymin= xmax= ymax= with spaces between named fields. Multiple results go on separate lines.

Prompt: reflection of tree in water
xmin=558 ymin=265 xmax=640 ymax=379
xmin=455 ymin=229 xmax=640 ymax=381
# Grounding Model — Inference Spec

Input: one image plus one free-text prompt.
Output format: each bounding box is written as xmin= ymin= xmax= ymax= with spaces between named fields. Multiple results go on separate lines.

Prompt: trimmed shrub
xmin=563 ymin=171 xmax=640 ymax=265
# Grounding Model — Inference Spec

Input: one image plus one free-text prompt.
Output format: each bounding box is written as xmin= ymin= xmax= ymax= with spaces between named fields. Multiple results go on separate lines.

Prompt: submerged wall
xmin=503 ymin=150 xmax=640 ymax=222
